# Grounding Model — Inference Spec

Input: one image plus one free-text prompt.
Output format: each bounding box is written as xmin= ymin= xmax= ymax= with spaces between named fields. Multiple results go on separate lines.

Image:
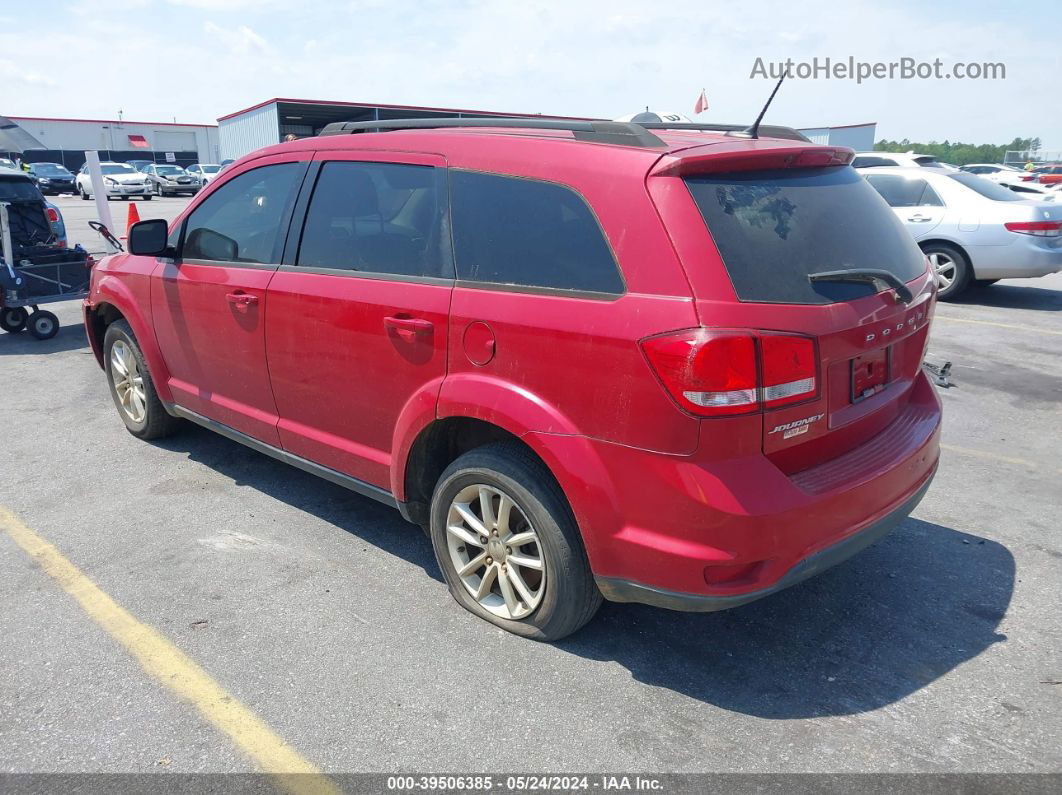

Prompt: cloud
xmin=203 ymin=21 xmax=270 ymax=54
xmin=0 ymin=59 xmax=57 ymax=88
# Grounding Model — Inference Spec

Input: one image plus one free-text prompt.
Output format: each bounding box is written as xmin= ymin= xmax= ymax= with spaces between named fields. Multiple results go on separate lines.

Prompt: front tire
xmin=923 ymin=243 xmax=970 ymax=301
xmin=103 ymin=320 xmax=180 ymax=440
xmin=26 ymin=310 xmax=59 ymax=340
xmin=429 ymin=443 xmax=601 ymax=641
xmin=79 ymin=184 xmax=90 ymax=200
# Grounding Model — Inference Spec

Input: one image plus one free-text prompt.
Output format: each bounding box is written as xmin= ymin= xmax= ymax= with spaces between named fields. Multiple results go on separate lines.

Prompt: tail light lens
xmin=641 ymin=329 xmax=818 ymax=417
xmin=45 ymin=208 xmax=59 ymax=222
xmin=1004 ymin=220 xmax=1062 ymax=237
xmin=760 ymin=335 xmax=817 ymax=407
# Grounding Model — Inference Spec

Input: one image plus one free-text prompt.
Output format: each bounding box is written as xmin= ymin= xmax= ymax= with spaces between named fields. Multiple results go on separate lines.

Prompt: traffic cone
xmin=123 ymin=202 xmax=141 ymax=239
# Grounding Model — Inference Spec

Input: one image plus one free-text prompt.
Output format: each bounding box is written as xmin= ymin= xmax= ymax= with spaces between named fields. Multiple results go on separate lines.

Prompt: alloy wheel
xmin=928 ymin=252 xmax=956 ymax=290
xmin=110 ymin=340 xmax=147 ymax=424
xmin=445 ymin=484 xmax=546 ymax=620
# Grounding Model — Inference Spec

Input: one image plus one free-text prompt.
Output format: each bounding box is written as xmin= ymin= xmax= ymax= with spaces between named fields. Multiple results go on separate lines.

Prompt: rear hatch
xmin=0 ymin=175 xmax=56 ymax=249
xmin=649 ymin=141 xmax=936 ymax=475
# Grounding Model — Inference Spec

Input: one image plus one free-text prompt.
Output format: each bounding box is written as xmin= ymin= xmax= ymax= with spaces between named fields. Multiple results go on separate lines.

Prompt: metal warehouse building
xmin=219 ymin=97 xmax=877 ymax=160
xmin=217 ymin=98 xmax=591 ymax=160
xmin=797 ymin=122 xmax=877 ymax=151
xmin=2 ymin=115 xmax=220 ymax=170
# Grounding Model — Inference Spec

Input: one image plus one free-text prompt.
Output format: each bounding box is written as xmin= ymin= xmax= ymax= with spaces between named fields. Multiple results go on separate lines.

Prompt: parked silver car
xmin=141 ymin=164 xmax=199 ymax=197
xmin=862 ymin=167 xmax=1062 ymax=299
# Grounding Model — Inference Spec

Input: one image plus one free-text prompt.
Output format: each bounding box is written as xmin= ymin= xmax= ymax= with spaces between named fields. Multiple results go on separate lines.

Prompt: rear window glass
xmin=948 ymin=173 xmax=1023 ymax=201
xmin=865 ymin=174 xmax=943 ymax=207
xmin=851 ymin=156 xmax=896 ymax=168
xmin=0 ymin=177 xmax=42 ymax=201
xmin=684 ymin=167 xmax=926 ymax=304
xmin=450 ymin=170 xmax=624 ymax=295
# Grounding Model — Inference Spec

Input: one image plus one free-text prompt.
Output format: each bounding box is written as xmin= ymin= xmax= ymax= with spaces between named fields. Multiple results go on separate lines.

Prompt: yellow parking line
xmin=935 ymin=315 xmax=1062 ymax=337
xmin=0 ymin=505 xmax=338 ymax=795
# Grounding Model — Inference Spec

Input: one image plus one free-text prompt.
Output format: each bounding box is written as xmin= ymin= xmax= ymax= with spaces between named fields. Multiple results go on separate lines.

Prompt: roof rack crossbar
xmin=318 ymin=117 xmax=667 ymax=148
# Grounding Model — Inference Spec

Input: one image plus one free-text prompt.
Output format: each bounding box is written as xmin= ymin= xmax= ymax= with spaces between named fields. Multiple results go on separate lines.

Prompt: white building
xmin=4 ymin=115 xmax=220 ymax=169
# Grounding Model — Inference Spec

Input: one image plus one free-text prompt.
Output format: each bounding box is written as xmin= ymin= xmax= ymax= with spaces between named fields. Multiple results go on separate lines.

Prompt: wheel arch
xmin=87 ymin=277 xmax=173 ymax=403
xmin=918 ymin=237 xmax=974 ymax=274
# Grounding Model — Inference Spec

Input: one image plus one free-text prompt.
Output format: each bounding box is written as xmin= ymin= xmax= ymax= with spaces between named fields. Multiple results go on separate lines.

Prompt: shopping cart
xmin=0 ymin=202 xmax=101 ymax=340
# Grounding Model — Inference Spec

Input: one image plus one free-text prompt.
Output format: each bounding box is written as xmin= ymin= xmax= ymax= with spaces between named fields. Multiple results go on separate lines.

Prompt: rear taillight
xmin=760 ymin=335 xmax=817 ymax=408
xmin=45 ymin=208 xmax=59 ymax=222
xmin=641 ymin=329 xmax=818 ymax=417
xmin=1004 ymin=220 xmax=1062 ymax=237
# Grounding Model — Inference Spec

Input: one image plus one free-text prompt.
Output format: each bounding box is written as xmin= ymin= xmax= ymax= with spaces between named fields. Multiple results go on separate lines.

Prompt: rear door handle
xmin=907 ymin=214 xmax=932 ymax=222
xmin=384 ymin=315 xmax=433 ymax=340
xmin=226 ymin=291 xmax=258 ymax=308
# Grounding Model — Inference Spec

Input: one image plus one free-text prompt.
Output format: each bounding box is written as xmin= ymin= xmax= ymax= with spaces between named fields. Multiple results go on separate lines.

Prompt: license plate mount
xmin=851 ymin=346 xmax=891 ymax=403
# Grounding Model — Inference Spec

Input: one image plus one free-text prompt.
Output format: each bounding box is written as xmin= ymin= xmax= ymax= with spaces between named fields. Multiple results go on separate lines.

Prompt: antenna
xmin=741 ymin=69 xmax=787 ymax=139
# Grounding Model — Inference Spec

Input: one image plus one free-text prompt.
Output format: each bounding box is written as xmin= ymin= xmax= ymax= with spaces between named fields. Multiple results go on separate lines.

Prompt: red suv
xmin=84 ymin=119 xmax=941 ymax=640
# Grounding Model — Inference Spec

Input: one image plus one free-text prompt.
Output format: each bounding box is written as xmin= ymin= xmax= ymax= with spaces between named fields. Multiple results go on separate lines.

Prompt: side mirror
xmin=128 ymin=219 xmax=169 ymax=256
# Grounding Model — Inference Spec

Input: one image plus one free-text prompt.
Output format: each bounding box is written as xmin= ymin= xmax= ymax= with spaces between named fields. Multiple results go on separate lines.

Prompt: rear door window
xmin=450 ymin=170 xmax=624 ymax=295
xmin=684 ymin=166 xmax=925 ymax=304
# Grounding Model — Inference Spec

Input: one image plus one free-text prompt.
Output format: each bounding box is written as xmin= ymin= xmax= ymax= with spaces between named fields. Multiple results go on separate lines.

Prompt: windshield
xmin=949 ymin=173 xmax=1024 ymax=201
xmin=684 ymin=166 xmax=926 ymax=304
xmin=202 ymin=165 xmax=221 ymax=174
xmin=100 ymin=164 xmax=137 ymax=175
xmin=33 ymin=164 xmax=71 ymax=176
xmin=156 ymin=166 xmax=184 ymax=175
xmin=0 ymin=158 xmax=16 ymax=169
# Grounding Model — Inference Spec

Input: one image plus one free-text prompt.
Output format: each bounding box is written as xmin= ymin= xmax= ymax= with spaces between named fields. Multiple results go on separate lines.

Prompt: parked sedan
xmin=75 ymin=162 xmax=153 ymax=201
xmin=1031 ymin=165 xmax=1062 ymax=186
xmin=26 ymin=162 xmax=76 ymax=195
xmin=185 ymin=163 xmax=222 ymax=186
xmin=862 ymin=167 xmax=1062 ymax=299
xmin=853 ymin=152 xmax=956 ymax=169
xmin=959 ymin=163 xmax=1026 ymax=183
xmin=142 ymin=164 xmax=198 ymax=196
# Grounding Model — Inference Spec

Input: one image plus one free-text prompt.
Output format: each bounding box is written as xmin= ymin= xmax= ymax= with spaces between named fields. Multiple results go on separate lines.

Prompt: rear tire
xmin=1 ymin=307 xmax=28 ymax=333
xmin=429 ymin=443 xmax=601 ymax=641
xmin=143 ymin=195 xmax=152 ymax=201
xmin=922 ymin=242 xmax=970 ymax=301
xmin=103 ymin=320 xmax=181 ymax=440
xmin=26 ymin=310 xmax=59 ymax=340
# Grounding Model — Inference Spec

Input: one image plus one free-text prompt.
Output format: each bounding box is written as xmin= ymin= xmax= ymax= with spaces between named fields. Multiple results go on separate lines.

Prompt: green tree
xmin=874 ymin=135 xmax=1042 ymax=165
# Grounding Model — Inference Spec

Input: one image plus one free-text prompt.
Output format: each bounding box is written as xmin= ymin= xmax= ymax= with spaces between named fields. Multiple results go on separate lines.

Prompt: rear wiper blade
xmin=808 ymin=269 xmax=914 ymax=305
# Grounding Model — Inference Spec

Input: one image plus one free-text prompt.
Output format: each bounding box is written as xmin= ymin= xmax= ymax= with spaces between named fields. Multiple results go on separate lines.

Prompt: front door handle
xmin=226 ymin=291 xmax=259 ymax=309
xmin=907 ymin=214 xmax=933 ymax=222
xmin=384 ymin=315 xmax=433 ymax=341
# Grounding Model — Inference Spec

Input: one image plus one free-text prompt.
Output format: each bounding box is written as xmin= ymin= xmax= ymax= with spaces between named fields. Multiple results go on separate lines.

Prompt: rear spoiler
xmin=651 ymin=141 xmax=854 ymax=177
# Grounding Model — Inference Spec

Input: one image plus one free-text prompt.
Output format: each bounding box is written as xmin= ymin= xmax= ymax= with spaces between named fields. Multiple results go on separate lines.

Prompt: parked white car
xmin=76 ymin=162 xmax=152 ymax=201
xmin=861 ymin=167 xmax=1062 ymax=299
xmin=185 ymin=163 xmax=222 ymax=186
xmin=852 ymin=152 xmax=957 ymax=170
xmin=959 ymin=163 xmax=1025 ymax=182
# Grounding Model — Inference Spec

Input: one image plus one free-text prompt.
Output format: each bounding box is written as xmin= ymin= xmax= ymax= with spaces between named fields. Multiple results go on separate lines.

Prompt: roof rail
xmin=318 ymin=117 xmax=667 ymax=148
xmin=636 ymin=122 xmax=811 ymax=143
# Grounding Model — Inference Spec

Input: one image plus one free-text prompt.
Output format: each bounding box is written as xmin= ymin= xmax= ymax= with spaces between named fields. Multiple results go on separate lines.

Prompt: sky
xmin=0 ymin=0 xmax=1057 ymax=148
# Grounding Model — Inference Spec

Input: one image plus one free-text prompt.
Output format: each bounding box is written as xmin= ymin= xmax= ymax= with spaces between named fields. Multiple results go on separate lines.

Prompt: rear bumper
xmin=971 ymin=241 xmax=1062 ymax=280
xmin=541 ymin=370 xmax=941 ymax=611
xmin=596 ymin=469 xmax=934 ymax=612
